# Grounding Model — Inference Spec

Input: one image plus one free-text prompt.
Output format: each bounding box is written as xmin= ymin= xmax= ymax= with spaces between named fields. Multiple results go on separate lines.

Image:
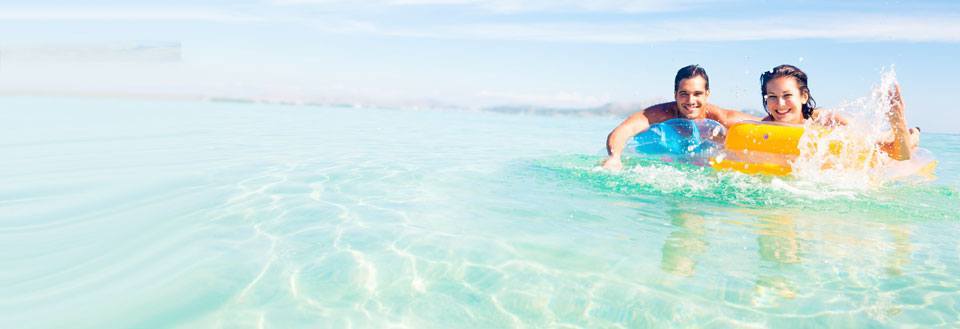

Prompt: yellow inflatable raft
xmin=709 ymin=122 xmax=937 ymax=178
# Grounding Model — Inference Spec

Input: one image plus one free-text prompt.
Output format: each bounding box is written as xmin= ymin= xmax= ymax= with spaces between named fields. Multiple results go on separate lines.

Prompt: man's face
xmin=674 ymin=76 xmax=710 ymax=119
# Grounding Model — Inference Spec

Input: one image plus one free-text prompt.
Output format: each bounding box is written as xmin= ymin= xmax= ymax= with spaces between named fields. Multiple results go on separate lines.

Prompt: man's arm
xmin=602 ymin=103 xmax=673 ymax=170
xmin=706 ymin=105 xmax=761 ymax=127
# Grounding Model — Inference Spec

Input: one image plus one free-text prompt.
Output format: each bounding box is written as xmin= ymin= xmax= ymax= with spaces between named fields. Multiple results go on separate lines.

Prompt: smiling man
xmin=602 ymin=65 xmax=759 ymax=170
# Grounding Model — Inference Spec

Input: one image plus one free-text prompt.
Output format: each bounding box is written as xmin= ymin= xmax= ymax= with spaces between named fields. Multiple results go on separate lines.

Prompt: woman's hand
xmin=888 ymin=83 xmax=906 ymax=122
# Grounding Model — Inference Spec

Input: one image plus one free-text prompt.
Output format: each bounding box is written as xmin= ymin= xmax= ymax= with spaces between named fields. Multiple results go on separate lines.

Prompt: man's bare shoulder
xmin=640 ymin=102 xmax=677 ymax=123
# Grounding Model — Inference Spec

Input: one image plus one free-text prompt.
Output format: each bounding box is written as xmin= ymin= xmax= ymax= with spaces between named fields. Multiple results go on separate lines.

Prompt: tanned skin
xmin=602 ymin=76 xmax=759 ymax=170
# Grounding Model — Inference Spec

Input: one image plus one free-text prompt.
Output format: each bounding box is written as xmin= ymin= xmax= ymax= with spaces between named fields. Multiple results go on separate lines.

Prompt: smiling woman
xmin=759 ymin=64 xmax=919 ymax=160
xmin=761 ymin=64 xmax=817 ymax=124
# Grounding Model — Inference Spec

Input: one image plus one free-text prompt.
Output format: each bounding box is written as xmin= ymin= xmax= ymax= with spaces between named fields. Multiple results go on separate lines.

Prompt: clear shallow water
xmin=2 ymin=97 xmax=959 ymax=328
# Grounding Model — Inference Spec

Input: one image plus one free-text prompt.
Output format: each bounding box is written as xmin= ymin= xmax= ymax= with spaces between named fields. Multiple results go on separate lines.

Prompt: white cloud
xmin=271 ymin=0 xmax=718 ymax=13
xmin=305 ymin=13 xmax=960 ymax=43
xmin=0 ymin=42 xmax=181 ymax=63
xmin=0 ymin=7 xmax=261 ymax=22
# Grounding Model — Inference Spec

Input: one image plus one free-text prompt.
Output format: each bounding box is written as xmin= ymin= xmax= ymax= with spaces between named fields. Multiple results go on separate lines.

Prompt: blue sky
xmin=2 ymin=0 xmax=960 ymax=132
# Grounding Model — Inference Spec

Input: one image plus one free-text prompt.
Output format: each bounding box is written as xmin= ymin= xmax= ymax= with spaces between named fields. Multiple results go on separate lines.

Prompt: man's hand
xmin=602 ymin=156 xmax=623 ymax=171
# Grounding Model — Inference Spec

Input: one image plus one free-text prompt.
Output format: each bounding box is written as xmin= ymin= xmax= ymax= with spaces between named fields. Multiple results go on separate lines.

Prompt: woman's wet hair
xmin=675 ymin=65 xmax=709 ymax=92
xmin=761 ymin=64 xmax=817 ymax=119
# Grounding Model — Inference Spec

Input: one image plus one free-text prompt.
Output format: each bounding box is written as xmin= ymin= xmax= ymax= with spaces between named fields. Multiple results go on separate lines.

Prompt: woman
xmin=759 ymin=64 xmax=918 ymax=160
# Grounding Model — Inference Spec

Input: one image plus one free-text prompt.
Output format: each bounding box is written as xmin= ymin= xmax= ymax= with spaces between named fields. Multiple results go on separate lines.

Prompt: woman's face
xmin=764 ymin=77 xmax=809 ymax=124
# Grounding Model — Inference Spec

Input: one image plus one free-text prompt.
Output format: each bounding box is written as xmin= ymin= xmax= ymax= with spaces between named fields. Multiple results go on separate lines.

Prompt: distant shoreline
xmin=0 ymin=89 xmax=798 ymax=126
xmin=0 ymin=88 xmax=667 ymax=117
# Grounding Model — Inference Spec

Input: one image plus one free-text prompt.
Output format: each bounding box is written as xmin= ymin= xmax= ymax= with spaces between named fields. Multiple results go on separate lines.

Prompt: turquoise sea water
xmin=3 ymin=97 xmax=959 ymax=328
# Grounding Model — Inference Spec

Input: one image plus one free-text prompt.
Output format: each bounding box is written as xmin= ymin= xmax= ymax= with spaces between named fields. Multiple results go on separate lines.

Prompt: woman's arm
xmin=880 ymin=84 xmax=912 ymax=161
xmin=811 ymin=109 xmax=849 ymax=127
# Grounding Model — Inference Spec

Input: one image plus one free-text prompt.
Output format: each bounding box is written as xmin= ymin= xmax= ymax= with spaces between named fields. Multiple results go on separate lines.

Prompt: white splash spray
xmin=788 ymin=67 xmax=934 ymax=192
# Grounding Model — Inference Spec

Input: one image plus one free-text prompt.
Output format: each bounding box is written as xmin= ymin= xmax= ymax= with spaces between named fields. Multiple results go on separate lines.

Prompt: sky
xmin=1 ymin=0 xmax=960 ymax=132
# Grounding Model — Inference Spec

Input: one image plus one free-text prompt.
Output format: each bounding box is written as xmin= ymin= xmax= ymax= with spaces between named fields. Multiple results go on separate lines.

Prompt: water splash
xmin=790 ymin=67 xmax=933 ymax=190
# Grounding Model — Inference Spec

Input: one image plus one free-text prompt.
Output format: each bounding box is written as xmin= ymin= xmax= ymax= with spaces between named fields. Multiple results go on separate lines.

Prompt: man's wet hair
xmin=674 ymin=65 xmax=709 ymax=92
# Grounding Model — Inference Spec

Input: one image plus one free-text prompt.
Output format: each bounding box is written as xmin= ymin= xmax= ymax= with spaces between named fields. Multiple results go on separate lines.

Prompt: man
xmin=602 ymin=65 xmax=759 ymax=170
